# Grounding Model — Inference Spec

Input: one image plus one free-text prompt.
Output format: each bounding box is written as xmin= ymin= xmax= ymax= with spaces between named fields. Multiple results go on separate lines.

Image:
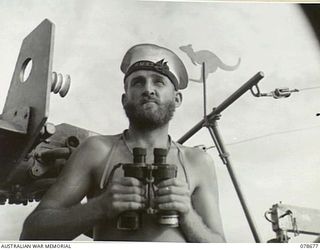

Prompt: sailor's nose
xmin=143 ymin=80 xmax=156 ymax=96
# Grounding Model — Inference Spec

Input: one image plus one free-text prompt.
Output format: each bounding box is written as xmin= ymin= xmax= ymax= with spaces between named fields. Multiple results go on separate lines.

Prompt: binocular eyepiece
xmin=117 ymin=147 xmax=178 ymax=230
xmin=123 ymin=148 xmax=177 ymax=184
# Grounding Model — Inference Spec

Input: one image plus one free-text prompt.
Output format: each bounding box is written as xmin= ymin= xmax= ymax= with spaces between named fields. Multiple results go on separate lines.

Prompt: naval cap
xmin=121 ymin=44 xmax=188 ymax=90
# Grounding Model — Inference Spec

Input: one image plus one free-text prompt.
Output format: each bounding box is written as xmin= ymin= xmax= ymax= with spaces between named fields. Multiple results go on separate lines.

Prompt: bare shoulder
xmin=174 ymin=143 xmax=216 ymax=187
xmin=36 ymin=134 xmax=122 ymax=209
xmin=174 ymin=142 xmax=217 ymax=196
xmin=176 ymin=143 xmax=214 ymax=170
xmin=54 ymin=134 xmax=123 ymax=180
xmin=77 ymin=134 xmax=121 ymax=165
xmin=81 ymin=134 xmax=120 ymax=151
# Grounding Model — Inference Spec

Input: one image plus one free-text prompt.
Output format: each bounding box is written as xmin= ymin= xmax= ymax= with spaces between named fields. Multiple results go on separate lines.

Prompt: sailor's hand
xmin=100 ymin=177 xmax=146 ymax=218
xmin=155 ymin=178 xmax=191 ymax=215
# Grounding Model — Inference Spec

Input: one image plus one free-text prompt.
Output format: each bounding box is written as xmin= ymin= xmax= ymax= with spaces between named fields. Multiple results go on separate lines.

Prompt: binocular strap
xmin=172 ymin=141 xmax=191 ymax=191
xmin=99 ymin=135 xmax=122 ymax=189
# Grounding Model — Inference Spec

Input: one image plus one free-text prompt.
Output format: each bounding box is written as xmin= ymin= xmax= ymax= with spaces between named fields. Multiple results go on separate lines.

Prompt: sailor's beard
xmin=123 ymin=98 xmax=176 ymax=130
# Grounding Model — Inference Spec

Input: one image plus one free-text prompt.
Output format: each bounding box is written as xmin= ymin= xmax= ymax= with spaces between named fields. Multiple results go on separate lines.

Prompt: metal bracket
xmin=0 ymin=106 xmax=30 ymax=134
xmin=267 ymin=203 xmax=320 ymax=242
xmin=0 ymin=19 xmax=54 ymax=177
xmin=251 ymin=85 xmax=299 ymax=99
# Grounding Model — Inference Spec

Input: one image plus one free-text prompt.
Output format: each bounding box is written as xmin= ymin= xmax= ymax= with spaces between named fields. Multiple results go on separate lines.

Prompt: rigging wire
xmin=204 ymin=124 xmax=320 ymax=150
xmin=299 ymin=85 xmax=320 ymax=91
xmin=200 ymin=85 xmax=320 ymax=150
xmin=250 ymin=85 xmax=320 ymax=99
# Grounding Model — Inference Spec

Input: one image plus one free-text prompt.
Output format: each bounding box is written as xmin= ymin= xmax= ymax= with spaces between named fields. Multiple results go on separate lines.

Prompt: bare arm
xmin=20 ymin=136 xmax=108 ymax=240
xmin=20 ymin=136 xmax=146 ymax=240
xmin=20 ymin=194 xmax=108 ymax=240
xmin=181 ymin=151 xmax=225 ymax=242
xmin=156 ymin=150 xmax=225 ymax=242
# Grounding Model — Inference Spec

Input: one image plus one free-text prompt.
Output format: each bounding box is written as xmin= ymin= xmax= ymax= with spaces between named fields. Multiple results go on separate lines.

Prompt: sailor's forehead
xmin=126 ymin=70 xmax=171 ymax=80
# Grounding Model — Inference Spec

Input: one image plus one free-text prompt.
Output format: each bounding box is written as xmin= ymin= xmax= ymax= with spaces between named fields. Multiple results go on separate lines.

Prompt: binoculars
xmin=116 ymin=147 xmax=178 ymax=230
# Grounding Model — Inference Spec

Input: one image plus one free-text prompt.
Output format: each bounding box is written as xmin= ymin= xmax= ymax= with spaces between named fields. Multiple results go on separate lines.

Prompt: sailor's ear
xmin=121 ymin=93 xmax=128 ymax=106
xmin=174 ymin=91 xmax=182 ymax=108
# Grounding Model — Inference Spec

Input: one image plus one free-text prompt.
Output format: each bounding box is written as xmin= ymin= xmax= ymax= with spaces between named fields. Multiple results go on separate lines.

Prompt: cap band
xmin=124 ymin=59 xmax=179 ymax=90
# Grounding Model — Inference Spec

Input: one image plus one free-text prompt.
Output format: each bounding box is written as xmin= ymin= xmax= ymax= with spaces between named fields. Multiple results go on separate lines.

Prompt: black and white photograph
xmin=0 ymin=0 xmax=320 ymax=244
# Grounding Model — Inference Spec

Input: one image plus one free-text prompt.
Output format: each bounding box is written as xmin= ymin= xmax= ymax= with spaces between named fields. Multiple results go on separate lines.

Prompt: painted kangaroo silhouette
xmin=179 ymin=44 xmax=241 ymax=83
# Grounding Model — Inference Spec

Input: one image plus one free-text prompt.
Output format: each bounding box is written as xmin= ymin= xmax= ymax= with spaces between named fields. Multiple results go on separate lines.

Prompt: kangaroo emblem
xmin=179 ymin=44 xmax=241 ymax=83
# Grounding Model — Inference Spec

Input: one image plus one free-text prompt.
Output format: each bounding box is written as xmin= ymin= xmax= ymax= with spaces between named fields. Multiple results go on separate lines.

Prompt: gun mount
xmin=0 ymin=19 xmax=96 ymax=205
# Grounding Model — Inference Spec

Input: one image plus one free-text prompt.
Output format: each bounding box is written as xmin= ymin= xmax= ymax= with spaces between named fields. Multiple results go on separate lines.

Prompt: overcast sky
xmin=0 ymin=0 xmax=320 ymax=243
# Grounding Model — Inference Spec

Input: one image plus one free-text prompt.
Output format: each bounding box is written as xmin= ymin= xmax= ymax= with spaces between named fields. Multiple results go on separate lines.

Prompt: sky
xmin=0 ymin=0 xmax=320 ymax=243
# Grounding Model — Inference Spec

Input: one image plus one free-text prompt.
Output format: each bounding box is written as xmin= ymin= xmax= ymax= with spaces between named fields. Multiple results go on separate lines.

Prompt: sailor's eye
xmin=131 ymin=77 xmax=145 ymax=87
xmin=154 ymin=78 xmax=165 ymax=86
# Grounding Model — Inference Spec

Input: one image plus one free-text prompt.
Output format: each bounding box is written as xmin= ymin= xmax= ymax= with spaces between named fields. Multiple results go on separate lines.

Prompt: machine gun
xmin=0 ymin=19 xmax=97 ymax=205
